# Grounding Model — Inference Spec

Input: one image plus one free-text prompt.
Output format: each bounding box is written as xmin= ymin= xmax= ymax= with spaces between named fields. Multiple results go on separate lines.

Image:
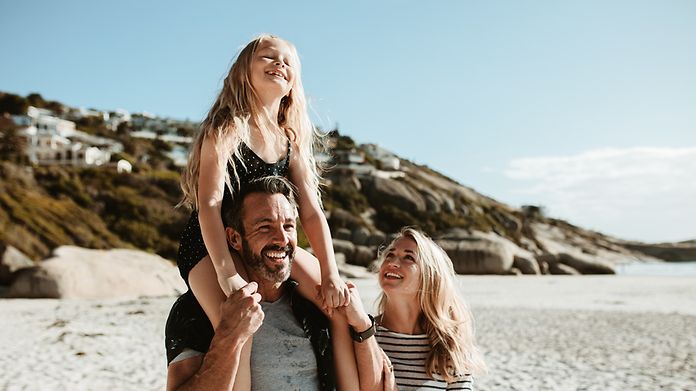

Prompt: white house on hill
xmin=14 ymin=106 xmax=118 ymax=167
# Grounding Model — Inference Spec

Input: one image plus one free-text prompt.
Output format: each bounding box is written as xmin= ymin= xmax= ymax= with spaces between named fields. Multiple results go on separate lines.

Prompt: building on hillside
xmin=105 ymin=109 xmax=131 ymax=131
xmin=13 ymin=106 xmax=120 ymax=166
xmin=332 ymin=149 xmax=374 ymax=176
xmin=363 ymin=143 xmax=401 ymax=171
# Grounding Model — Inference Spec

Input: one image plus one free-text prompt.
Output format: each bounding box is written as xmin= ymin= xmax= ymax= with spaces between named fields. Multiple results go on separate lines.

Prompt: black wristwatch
xmin=350 ymin=314 xmax=376 ymax=343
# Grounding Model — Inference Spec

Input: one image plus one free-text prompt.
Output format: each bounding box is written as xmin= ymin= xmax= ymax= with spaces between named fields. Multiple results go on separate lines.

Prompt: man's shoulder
xmin=285 ymin=280 xmax=327 ymax=322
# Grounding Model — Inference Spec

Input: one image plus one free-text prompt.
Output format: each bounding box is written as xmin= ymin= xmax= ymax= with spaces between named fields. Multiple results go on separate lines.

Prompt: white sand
xmin=2 ymin=276 xmax=695 ymax=390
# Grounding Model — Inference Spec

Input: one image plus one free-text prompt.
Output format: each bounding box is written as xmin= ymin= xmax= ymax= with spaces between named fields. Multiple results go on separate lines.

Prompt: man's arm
xmin=167 ymin=282 xmax=264 ymax=391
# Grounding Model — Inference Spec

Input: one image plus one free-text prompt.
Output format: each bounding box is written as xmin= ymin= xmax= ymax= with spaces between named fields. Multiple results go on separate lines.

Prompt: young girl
xmin=170 ymin=34 xmax=353 ymax=388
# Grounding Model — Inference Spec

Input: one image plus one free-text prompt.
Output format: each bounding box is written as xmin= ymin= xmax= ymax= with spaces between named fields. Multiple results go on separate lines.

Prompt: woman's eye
xmin=404 ymin=255 xmax=415 ymax=261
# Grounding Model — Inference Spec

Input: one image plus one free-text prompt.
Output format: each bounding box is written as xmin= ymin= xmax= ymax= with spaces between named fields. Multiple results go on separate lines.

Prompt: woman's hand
xmin=382 ymin=350 xmax=398 ymax=391
xmin=339 ymin=281 xmax=372 ymax=332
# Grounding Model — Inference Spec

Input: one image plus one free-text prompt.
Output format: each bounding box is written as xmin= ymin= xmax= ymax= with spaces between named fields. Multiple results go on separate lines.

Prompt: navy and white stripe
xmin=376 ymin=325 xmax=474 ymax=391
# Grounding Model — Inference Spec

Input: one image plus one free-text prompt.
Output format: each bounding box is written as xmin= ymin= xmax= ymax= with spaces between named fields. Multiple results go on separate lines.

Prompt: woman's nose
xmin=386 ymin=259 xmax=399 ymax=268
xmin=274 ymin=60 xmax=284 ymax=67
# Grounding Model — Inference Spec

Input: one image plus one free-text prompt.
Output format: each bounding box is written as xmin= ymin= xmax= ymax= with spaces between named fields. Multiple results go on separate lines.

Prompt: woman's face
xmin=378 ymin=237 xmax=421 ymax=298
xmin=249 ymin=38 xmax=296 ymax=99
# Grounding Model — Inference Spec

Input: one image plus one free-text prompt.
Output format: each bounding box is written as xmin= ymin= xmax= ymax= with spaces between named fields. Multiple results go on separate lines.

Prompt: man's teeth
xmin=385 ymin=272 xmax=402 ymax=279
xmin=265 ymin=251 xmax=286 ymax=259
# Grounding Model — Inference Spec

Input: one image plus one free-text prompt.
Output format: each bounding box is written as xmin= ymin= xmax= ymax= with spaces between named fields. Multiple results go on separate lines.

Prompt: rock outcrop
xmin=0 ymin=245 xmax=35 ymax=285
xmin=5 ymin=246 xmax=186 ymax=299
xmin=621 ymin=241 xmax=696 ymax=262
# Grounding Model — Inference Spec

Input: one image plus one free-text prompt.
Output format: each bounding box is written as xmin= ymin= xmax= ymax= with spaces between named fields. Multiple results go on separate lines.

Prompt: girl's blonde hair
xmin=377 ymin=227 xmax=487 ymax=381
xmin=179 ymin=34 xmax=322 ymax=209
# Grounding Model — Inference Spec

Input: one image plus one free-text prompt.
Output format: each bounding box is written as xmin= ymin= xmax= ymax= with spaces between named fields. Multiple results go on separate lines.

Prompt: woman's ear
xmin=226 ymin=227 xmax=242 ymax=251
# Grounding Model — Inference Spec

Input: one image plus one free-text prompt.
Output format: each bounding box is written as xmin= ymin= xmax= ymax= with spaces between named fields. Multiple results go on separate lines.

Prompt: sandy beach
xmin=2 ymin=275 xmax=695 ymax=391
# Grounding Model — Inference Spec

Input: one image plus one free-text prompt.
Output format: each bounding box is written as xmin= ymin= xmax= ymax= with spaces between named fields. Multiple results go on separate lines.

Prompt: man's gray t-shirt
xmin=250 ymin=293 xmax=320 ymax=391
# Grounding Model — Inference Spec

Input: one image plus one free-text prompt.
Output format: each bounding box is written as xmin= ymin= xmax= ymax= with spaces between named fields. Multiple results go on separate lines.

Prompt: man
xmin=165 ymin=176 xmax=337 ymax=390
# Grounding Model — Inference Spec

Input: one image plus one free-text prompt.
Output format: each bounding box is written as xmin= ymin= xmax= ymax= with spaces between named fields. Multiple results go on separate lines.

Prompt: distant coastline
xmin=615 ymin=261 xmax=696 ymax=277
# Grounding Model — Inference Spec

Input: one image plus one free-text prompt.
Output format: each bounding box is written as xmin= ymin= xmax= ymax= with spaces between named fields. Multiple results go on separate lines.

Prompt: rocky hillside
xmin=2 ymin=92 xmax=694 ymax=283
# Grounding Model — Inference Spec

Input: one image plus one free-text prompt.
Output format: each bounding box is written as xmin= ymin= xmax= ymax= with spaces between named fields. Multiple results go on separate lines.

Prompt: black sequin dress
xmin=165 ymin=140 xmax=291 ymax=364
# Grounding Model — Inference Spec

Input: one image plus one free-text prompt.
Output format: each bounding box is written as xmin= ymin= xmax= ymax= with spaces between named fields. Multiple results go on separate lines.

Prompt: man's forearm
xmin=176 ymin=335 xmax=246 ymax=391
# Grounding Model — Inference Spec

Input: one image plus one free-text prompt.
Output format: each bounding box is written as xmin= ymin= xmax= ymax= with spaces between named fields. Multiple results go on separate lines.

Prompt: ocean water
xmin=615 ymin=261 xmax=696 ymax=276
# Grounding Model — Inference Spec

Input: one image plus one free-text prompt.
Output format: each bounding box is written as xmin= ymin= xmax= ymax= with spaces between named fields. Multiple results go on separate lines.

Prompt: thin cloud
xmin=504 ymin=147 xmax=696 ymax=242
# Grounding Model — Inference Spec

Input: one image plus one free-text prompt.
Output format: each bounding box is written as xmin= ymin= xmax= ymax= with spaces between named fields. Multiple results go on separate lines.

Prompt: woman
xmin=344 ymin=227 xmax=486 ymax=390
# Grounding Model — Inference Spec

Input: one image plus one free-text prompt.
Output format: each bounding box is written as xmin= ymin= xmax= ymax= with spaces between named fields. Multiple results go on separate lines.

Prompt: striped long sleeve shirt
xmin=375 ymin=325 xmax=474 ymax=391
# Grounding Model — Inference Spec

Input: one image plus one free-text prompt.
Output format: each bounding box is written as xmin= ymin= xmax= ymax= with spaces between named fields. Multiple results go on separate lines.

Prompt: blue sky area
xmin=1 ymin=1 xmax=695 ymax=242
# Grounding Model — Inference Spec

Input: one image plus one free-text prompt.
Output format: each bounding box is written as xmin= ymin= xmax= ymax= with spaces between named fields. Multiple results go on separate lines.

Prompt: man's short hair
xmin=222 ymin=176 xmax=298 ymax=233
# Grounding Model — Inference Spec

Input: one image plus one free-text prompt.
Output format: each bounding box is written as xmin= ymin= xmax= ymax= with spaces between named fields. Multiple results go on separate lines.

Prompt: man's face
xmin=238 ymin=193 xmax=298 ymax=284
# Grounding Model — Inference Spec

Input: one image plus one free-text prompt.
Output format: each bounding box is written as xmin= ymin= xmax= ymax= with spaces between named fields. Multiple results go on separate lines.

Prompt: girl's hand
xmin=318 ymin=273 xmax=350 ymax=310
xmin=340 ymin=282 xmax=371 ymax=331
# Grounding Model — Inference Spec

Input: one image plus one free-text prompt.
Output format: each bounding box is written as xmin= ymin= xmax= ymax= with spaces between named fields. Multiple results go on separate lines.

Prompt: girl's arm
xmin=287 ymin=145 xmax=349 ymax=308
xmin=198 ymin=134 xmax=247 ymax=295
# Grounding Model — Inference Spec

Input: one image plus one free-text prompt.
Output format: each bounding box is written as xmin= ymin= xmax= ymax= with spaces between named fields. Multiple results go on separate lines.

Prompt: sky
xmin=1 ymin=1 xmax=695 ymax=242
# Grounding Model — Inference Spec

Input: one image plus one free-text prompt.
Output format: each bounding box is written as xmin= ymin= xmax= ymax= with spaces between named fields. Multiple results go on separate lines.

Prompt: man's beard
xmin=241 ymin=239 xmax=294 ymax=284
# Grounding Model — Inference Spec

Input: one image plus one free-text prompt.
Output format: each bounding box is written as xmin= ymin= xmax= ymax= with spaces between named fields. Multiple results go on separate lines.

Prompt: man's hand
xmin=318 ymin=273 xmax=350 ymax=311
xmin=217 ymin=281 xmax=264 ymax=341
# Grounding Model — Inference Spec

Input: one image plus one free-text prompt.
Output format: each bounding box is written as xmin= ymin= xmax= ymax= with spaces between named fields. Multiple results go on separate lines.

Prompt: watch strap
xmin=350 ymin=314 xmax=376 ymax=343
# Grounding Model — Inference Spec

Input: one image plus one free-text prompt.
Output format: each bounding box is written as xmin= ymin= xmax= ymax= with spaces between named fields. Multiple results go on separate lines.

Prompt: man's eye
xmin=258 ymin=226 xmax=271 ymax=232
xmin=284 ymin=224 xmax=296 ymax=231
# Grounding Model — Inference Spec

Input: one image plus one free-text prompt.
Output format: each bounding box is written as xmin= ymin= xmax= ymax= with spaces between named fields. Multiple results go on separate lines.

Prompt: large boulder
xmin=548 ymin=262 xmax=581 ymax=275
xmin=367 ymin=232 xmax=387 ymax=247
xmin=5 ymin=246 xmax=186 ymax=299
xmin=557 ymin=253 xmax=615 ymax=274
xmin=351 ymin=245 xmax=377 ymax=267
xmin=332 ymin=239 xmax=356 ymax=259
xmin=0 ymin=245 xmax=35 ymax=285
xmin=436 ymin=230 xmax=518 ymax=274
xmin=362 ymin=176 xmax=426 ymax=212
xmin=334 ymin=228 xmax=352 ymax=241
xmin=512 ymin=255 xmax=540 ymax=275
xmin=351 ymin=227 xmax=371 ymax=246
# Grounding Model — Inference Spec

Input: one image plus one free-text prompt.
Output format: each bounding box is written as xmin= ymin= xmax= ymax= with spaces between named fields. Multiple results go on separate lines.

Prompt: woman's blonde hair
xmin=377 ymin=227 xmax=487 ymax=381
xmin=179 ymin=34 xmax=322 ymax=209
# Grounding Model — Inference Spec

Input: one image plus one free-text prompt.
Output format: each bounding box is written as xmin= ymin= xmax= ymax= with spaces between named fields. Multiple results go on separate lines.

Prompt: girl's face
xmin=250 ymin=38 xmax=296 ymax=99
xmin=379 ymin=237 xmax=421 ymax=297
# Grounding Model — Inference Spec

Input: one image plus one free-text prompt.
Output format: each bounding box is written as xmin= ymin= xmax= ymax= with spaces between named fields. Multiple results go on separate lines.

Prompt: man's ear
xmin=225 ymin=227 xmax=242 ymax=251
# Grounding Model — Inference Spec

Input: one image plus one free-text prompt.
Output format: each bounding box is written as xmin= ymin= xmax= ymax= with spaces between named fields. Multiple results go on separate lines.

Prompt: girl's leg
xmin=189 ymin=254 xmax=252 ymax=391
xmin=291 ymin=248 xmax=359 ymax=391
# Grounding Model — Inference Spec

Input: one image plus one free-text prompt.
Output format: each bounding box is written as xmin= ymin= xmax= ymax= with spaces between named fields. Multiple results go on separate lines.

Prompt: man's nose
xmin=270 ymin=227 xmax=290 ymax=245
